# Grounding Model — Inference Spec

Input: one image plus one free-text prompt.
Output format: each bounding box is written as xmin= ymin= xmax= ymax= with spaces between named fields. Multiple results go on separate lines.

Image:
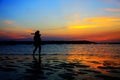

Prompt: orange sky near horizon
xmin=0 ymin=16 xmax=120 ymax=42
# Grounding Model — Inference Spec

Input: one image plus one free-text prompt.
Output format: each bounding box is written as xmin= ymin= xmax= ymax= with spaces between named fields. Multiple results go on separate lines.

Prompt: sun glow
xmin=68 ymin=25 xmax=96 ymax=29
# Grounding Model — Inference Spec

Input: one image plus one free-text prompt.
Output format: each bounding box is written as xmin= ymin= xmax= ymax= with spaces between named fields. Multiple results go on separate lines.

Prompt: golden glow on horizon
xmin=1 ymin=16 xmax=120 ymax=41
xmin=68 ymin=25 xmax=95 ymax=29
xmin=63 ymin=16 xmax=120 ymax=41
xmin=25 ymin=29 xmax=35 ymax=33
xmin=0 ymin=32 xmax=26 ymax=39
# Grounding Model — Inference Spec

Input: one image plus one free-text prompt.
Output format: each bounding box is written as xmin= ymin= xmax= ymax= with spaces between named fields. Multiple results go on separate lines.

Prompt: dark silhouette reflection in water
xmin=24 ymin=46 xmax=45 ymax=80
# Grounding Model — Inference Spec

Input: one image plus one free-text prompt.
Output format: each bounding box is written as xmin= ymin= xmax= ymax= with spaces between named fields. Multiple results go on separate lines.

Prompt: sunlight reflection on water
xmin=0 ymin=44 xmax=120 ymax=80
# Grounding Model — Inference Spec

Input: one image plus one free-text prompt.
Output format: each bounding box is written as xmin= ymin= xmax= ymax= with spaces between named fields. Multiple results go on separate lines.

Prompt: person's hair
xmin=35 ymin=30 xmax=39 ymax=35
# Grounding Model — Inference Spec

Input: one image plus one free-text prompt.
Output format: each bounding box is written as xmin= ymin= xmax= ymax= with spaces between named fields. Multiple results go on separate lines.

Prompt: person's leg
xmin=38 ymin=45 xmax=41 ymax=54
xmin=33 ymin=46 xmax=37 ymax=55
xmin=38 ymin=45 xmax=41 ymax=64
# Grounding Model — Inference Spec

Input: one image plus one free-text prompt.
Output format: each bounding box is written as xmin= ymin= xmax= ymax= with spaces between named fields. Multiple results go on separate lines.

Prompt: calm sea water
xmin=0 ymin=44 xmax=119 ymax=55
xmin=0 ymin=44 xmax=120 ymax=80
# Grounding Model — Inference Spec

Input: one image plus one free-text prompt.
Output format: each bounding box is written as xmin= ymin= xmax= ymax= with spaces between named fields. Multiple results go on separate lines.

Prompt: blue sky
xmin=0 ymin=0 xmax=120 ymax=42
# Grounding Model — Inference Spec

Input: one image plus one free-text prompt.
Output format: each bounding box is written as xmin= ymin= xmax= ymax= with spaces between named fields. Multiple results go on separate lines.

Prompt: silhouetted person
xmin=32 ymin=30 xmax=41 ymax=55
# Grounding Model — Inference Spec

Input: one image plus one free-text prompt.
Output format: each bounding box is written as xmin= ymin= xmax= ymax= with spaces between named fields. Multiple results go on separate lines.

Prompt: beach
xmin=0 ymin=44 xmax=120 ymax=80
xmin=1 ymin=0 xmax=120 ymax=80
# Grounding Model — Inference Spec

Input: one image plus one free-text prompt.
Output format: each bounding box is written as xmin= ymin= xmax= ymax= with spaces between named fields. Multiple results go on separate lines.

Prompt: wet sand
xmin=0 ymin=54 xmax=120 ymax=80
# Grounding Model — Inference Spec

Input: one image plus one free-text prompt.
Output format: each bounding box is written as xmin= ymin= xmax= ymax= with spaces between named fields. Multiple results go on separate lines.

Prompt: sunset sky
xmin=0 ymin=0 xmax=120 ymax=42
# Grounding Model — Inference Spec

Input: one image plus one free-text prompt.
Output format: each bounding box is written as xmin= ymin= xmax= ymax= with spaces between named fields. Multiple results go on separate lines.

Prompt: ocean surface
xmin=0 ymin=44 xmax=120 ymax=80
xmin=0 ymin=44 xmax=120 ymax=55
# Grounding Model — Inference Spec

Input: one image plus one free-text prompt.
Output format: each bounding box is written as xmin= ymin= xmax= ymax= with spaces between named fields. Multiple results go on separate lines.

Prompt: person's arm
xmin=31 ymin=33 xmax=35 ymax=35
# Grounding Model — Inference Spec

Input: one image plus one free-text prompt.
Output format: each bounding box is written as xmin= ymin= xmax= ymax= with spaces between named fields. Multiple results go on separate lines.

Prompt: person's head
xmin=35 ymin=30 xmax=40 ymax=35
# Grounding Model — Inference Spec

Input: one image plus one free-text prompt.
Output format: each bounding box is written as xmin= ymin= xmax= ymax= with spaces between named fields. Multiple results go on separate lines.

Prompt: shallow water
xmin=0 ymin=44 xmax=120 ymax=80
xmin=0 ymin=44 xmax=120 ymax=55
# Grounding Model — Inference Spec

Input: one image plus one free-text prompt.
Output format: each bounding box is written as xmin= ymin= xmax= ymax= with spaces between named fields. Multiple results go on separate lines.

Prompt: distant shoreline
xmin=0 ymin=40 xmax=95 ymax=45
xmin=0 ymin=40 xmax=119 ymax=45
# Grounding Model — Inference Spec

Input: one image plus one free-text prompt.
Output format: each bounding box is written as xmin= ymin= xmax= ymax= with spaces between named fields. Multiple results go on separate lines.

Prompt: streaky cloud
xmin=104 ymin=8 xmax=120 ymax=12
xmin=5 ymin=20 xmax=15 ymax=25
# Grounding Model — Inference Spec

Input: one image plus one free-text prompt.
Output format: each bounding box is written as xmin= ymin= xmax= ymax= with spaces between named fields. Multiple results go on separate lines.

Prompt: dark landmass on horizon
xmin=0 ymin=40 xmax=119 ymax=45
xmin=0 ymin=40 xmax=95 ymax=45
